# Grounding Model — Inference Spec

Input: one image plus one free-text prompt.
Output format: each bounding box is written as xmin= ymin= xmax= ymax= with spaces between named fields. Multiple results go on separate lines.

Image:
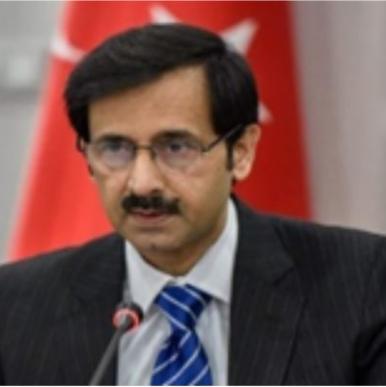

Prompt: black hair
xmin=64 ymin=23 xmax=259 ymax=147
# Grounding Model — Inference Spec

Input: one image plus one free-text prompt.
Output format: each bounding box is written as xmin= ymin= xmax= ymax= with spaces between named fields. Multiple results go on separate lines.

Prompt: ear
xmin=231 ymin=124 xmax=261 ymax=181
xmin=77 ymin=138 xmax=95 ymax=178
xmin=87 ymin=164 xmax=95 ymax=177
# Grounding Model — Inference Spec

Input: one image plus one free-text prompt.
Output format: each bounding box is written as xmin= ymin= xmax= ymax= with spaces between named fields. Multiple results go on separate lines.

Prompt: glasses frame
xmin=77 ymin=123 xmax=245 ymax=171
xmin=199 ymin=124 xmax=244 ymax=153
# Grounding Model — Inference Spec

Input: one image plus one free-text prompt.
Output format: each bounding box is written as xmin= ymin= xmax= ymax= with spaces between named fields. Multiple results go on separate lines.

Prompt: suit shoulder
xmin=0 ymin=233 xmax=120 ymax=297
xmin=237 ymin=199 xmax=385 ymax=277
xmin=237 ymin=198 xmax=385 ymax=250
xmin=273 ymin=214 xmax=385 ymax=263
xmin=267 ymin=214 xmax=386 ymax=295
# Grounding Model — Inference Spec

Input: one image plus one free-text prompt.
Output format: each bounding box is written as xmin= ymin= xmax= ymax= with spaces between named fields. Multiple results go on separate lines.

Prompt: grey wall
xmin=0 ymin=1 xmax=61 ymax=261
xmin=292 ymin=2 xmax=386 ymax=232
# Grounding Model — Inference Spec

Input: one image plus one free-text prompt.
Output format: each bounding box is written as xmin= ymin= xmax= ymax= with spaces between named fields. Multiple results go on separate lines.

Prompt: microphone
xmin=89 ymin=302 xmax=143 ymax=385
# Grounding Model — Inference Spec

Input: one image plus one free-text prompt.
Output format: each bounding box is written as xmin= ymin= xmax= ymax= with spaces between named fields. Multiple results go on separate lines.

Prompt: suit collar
xmin=59 ymin=234 xmax=125 ymax=385
xmin=68 ymin=233 xmax=125 ymax=307
xmin=229 ymin=200 xmax=305 ymax=384
xmin=232 ymin=198 xmax=294 ymax=285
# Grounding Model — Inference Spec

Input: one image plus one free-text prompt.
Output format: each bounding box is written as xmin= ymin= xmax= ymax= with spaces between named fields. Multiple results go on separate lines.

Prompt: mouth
xmin=128 ymin=209 xmax=175 ymax=226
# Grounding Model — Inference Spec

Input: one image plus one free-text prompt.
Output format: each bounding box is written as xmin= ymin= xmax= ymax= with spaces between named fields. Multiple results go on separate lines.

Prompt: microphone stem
xmin=89 ymin=324 xmax=126 ymax=386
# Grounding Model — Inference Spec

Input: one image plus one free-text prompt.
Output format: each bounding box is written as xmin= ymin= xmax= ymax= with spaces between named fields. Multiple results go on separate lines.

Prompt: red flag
xmin=9 ymin=1 xmax=310 ymax=260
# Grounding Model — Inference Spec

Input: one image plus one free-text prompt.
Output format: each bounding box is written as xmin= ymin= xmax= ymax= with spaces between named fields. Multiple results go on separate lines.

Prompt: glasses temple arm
xmin=204 ymin=124 xmax=244 ymax=152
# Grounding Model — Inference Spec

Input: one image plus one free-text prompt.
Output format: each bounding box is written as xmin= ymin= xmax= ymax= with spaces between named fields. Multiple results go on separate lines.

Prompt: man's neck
xmin=136 ymin=208 xmax=228 ymax=276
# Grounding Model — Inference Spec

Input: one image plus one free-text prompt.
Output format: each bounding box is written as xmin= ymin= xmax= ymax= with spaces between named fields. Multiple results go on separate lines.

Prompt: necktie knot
xmin=155 ymin=284 xmax=211 ymax=332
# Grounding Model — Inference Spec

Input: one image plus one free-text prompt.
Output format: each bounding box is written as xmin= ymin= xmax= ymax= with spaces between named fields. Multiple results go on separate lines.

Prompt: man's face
xmin=88 ymin=65 xmax=258 ymax=271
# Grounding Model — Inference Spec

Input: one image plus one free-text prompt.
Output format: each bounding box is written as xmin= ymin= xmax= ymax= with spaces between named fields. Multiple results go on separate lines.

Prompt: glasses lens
xmin=91 ymin=138 xmax=135 ymax=170
xmin=154 ymin=135 xmax=202 ymax=170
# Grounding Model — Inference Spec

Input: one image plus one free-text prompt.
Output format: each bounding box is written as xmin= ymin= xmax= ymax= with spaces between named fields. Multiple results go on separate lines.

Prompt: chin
xmin=128 ymin=234 xmax=180 ymax=253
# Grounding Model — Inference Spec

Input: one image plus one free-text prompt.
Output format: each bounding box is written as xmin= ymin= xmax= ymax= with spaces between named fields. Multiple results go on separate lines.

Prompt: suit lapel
xmin=57 ymin=234 xmax=125 ymax=385
xmin=229 ymin=202 xmax=305 ymax=385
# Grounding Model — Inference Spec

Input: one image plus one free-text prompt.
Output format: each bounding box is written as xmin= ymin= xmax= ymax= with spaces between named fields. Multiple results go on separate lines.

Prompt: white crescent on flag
xmin=51 ymin=29 xmax=84 ymax=63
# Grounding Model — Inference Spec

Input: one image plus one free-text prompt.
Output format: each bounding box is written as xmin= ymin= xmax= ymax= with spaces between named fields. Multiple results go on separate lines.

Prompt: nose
xmin=126 ymin=148 xmax=165 ymax=196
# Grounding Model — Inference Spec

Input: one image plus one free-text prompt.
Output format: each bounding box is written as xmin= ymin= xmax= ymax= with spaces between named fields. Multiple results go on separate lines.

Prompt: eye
xmin=160 ymin=136 xmax=199 ymax=154
xmin=94 ymin=139 xmax=136 ymax=169
xmin=98 ymin=139 xmax=133 ymax=154
xmin=167 ymin=139 xmax=190 ymax=153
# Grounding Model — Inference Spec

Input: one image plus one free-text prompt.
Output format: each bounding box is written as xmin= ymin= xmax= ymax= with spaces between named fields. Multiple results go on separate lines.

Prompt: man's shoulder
xmin=272 ymin=211 xmax=384 ymax=248
xmin=236 ymin=199 xmax=386 ymax=309
xmin=237 ymin=199 xmax=386 ymax=266
xmin=0 ymin=233 xmax=122 ymax=297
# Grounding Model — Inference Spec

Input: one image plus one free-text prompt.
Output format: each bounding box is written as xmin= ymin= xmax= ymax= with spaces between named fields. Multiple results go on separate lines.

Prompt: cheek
xmin=169 ymin=162 xmax=232 ymax=215
xmin=95 ymin=174 xmax=127 ymax=213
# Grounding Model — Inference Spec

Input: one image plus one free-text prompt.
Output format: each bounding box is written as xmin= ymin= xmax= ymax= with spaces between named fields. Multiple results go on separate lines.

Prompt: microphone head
xmin=113 ymin=302 xmax=143 ymax=331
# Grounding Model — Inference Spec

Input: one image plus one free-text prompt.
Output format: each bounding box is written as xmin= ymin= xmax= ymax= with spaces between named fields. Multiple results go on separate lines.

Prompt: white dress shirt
xmin=117 ymin=199 xmax=239 ymax=385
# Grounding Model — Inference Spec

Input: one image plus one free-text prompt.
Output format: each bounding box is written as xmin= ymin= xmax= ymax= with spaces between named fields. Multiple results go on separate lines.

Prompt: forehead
xmin=88 ymin=65 xmax=214 ymax=140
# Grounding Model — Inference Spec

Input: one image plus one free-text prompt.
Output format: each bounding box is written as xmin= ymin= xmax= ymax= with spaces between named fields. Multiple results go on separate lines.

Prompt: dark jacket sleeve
xmin=356 ymin=238 xmax=386 ymax=384
xmin=0 ymin=359 xmax=4 ymax=386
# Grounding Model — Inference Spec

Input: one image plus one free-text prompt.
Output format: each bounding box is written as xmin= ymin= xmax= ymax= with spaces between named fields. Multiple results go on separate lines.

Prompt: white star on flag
xmin=150 ymin=5 xmax=256 ymax=55
xmin=149 ymin=5 xmax=272 ymax=124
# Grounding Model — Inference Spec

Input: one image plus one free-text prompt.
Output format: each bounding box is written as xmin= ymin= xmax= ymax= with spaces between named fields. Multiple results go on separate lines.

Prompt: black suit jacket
xmin=1 ymin=201 xmax=386 ymax=385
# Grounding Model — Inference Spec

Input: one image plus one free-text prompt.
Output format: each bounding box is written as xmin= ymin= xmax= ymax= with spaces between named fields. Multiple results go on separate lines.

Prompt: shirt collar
xmin=125 ymin=199 xmax=238 ymax=315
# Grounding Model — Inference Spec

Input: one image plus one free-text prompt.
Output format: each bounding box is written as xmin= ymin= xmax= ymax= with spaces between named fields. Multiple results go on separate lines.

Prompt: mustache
xmin=121 ymin=194 xmax=180 ymax=214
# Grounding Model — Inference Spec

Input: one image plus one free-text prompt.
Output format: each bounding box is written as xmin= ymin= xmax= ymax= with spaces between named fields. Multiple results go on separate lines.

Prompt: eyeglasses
xmin=81 ymin=124 xmax=243 ymax=174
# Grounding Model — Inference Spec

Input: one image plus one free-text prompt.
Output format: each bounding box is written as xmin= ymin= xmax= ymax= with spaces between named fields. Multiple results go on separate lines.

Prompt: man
xmin=0 ymin=23 xmax=386 ymax=385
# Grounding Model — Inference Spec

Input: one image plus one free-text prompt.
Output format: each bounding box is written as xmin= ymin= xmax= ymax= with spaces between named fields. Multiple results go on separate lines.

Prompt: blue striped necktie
xmin=151 ymin=284 xmax=213 ymax=385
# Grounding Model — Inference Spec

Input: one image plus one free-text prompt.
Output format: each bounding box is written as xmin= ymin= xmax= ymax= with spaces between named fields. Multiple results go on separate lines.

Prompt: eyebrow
xmin=94 ymin=128 xmax=199 ymax=143
xmin=153 ymin=129 xmax=198 ymax=140
xmin=93 ymin=134 xmax=129 ymax=143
